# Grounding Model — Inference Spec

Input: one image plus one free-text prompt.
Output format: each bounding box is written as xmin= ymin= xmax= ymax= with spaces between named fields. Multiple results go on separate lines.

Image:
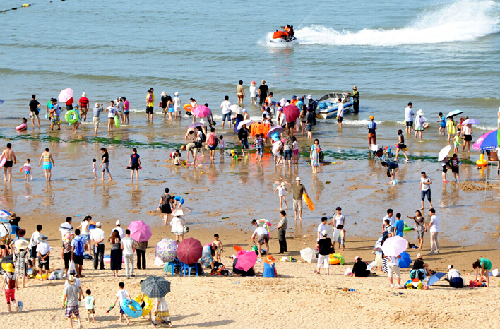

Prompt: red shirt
xmin=66 ymin=97 xmax=73 ymax=106
xmin=79 ymin=97 xmax=89 ymax=108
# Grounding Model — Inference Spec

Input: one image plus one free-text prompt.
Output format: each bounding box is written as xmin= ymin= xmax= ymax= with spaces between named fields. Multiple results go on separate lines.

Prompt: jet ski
xmin=315 ymin=92 xmax=353 ymax=119
xmin=269 ymin=25 xmax=298 ymax=47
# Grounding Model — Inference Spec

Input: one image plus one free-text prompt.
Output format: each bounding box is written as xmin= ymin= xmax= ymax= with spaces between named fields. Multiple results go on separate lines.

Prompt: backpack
xmin=201 ymin=132 xmax=207 ymax=143
xmin=207 ymin=133 xmax=215 ymax=146
xmin=5 ymin=273 xmax=16 ymax=289
xmin=74 ymin=236 xmax=85 ymax=256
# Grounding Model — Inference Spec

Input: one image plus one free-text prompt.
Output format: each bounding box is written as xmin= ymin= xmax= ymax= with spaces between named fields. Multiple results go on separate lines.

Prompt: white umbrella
xmin=439 ymin=145 xmax=451 ymax=161
xmin=230 ymin=104 xmax=241 ymax=114
xmin=446 ymin=110 xmax=463 ymax=118
xmin=300 ymin=247 xmax=318 ymax=263
xmin=381 ymin=236 xmax=407 ymax=257
xmin=237 ymin=120 xmax=254 ymax=131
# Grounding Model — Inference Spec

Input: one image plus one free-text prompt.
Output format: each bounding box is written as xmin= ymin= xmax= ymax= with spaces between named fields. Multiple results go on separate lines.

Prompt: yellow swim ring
xmin=134 ymin=294 xmax=153 ymax=316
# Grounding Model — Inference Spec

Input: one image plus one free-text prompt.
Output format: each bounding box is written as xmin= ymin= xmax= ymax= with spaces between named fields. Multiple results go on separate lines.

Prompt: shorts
xmin=66 ymin=105 xmax=73 ymax=110
xmin=168 ymin=107 xmax=175 ymax=113
xmin=25 ymin=170 xmax=30 ymax=175
xmin=186 ymin=143 xmax=196 ymax=152
xmin=43 ymin=162 xmax=52 ymax=170
xmin=30 ymin=246 xmax=37 ymax=259
xmin=406 ymin=121 xmax=413 ymax=127
xmin=241 ymin=139 xmax=249 ymax=149
xmin=257 ymin=234 xmax=269 ymax=245
xmin=87 ymin=309 xmax=95 ymax=314
xmin=120 ymin=307 xmax=125 ymax=314
xmin=208 ymin=145 xmax=216 ymax=151
xmin=421 ymin=189 xmax=431 ymax=202
xmin=124 ymin=110 xmax=129 ymax=114
xmin=80 ymin=107 xmax=88 ymax=115
xmin=441 ymin=122 xmax=446 ymax=128
xmin=398 ymin=144 xmax=406 ymax=150
xmin=65 ymin=305 xmax=80 ymax=318
xmin=146 ymin=107 xmax=154 ymax=114
xmin=257 ymin=147 xmax=263 ymax=157
xmin=161 ymin=204 xmax=172 ymax=214
xmin=415 ymin=127 xmax=424 ymax=131
xmin=130 ymin=164 xmax=140 ymax=170
xmin=222 ymin=113 xmax=231 ymax=122
xmin=387 ymin=263 xmax=400 ymax=278
xmin=51 ymin=115 xmax=60 ymax=124
xmin=5 ymin=288 xmax=15 ymax=304
xmin=251 ymin=97 xmax=256 ymax=102
xmin=442 ymin=166 xmax=448 ymax=173
xmin=464 ymin=134 xmax=472 ymax=141
xmin=4 ymin=160 xmax=13 ymax=168
xmin=93 ymin=116 xmax=100 ymax=127
xmin=64 ymin=252 xmax=72 ymax=269
xmin=82 ymin=233 xmax=90 ymax=241
xmin=30 ymin=109 xmax=39 ymax=118
xmin=417 ymin=229 xmax=424 ymax=239
xmin=73 ymin=255 xmax=84 ymax=266
xmin=284 ymin=150 xmax=292 ymax=160
xmin=102 ymin=162 xmax=110 ymax=173
xmin=306 ymin=124 xmax=312 ymax=132
xmin=39 ymin=255 xmax=49 ymax=270
xmin=451 ymin=167 xmax=459 ymax=174
xmin=293 ymin=199 xmax=302 ymax=211
xmin=286 ymin=122 xmax=295 ymax=129
xmin=337 ymin=116 xmax=343 ymax=123
xmin=293 ymin=149 xmax=299 ymax=156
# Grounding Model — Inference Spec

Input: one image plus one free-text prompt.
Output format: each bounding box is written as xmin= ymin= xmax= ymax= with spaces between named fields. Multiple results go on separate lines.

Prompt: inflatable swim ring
xmin=403 ymin=225 xmax=413 ymax=232
xmin=133 ymin=295 xmax=153 ymax=316
xmin=65 ymin=110 xmax=78 ymax=124
xmin=174 ymin=196 xmax=184 ymax=204
xmin=36 ymin=274 xmax=48 ymax=280
xmin=16 ymin=123 xmax=27 ymax=131
xmin=114 ymin=115 xmax=120 ymax=128
xmin=476 ymin=154 xmax=487 ymax=168
xmin=121 ymin=299 xmax=142 ymax=318
xmin=328 ymin=253 xmax=345 ymax=265
xmin=302 ymin=193 xmax=315 ymax=211
xmin=0 ymin=158 xmax=6 ymax=168
xmin=184 ymin=104 xmax=193 ymax=112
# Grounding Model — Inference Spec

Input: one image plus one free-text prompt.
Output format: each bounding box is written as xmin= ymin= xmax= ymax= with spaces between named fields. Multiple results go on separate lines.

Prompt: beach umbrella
xmin=381 ymin=236 xmax=407 ymax=257
xmin=128 ymin=220 xmax=152 ymax=242
xmin=155 ymin=238 xmax=178 ymax=263
xmin=58 ymin=88 xmax=73 ymax=103
xmin=188 ymin=123 xmax=203 ymax=129
xmin=446 ymin=110 xmax=463 ymax=118
xmin=141 ymin=276 xmax=171 ymax=298
xmin=230 ymin=104 xmax=241 ymax=114
xmin=192 ymin=105 xmax=211 ymax=118
xmin=237 ymin=120 xmax=254 ymax=131
xmin=463 ymin=119 xmax=480 ymax=125
xmin=266 ymin=126 xmax=285 ymax=138
xmin=473 ymin=129 xmax=500 ymax=151
xmin=300 ymin=247 xmax=318 ymax=263
xmin=438 ymin=145 xmax=451 ymax=161
xmin=0 ymin=210 xmax=11 ymax=219
xmin=177 ymin=237 xmax=203 ymax=264
xmin=282 ymin=104 xmax=300 ymax=123
xmin=428 ymin=272 xmax=446 ymax=286
xmin=235 ymin=250 xmax=257 ymax=272
xmin=397 ymin=251 xmax=412 ymax=268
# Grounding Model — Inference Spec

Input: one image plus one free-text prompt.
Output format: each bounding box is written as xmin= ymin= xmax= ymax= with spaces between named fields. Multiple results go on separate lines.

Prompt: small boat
xmin=315 ymin=92 xmax=353 ymax=119
xmin=269 ymin=36 xmax=298 ymax=47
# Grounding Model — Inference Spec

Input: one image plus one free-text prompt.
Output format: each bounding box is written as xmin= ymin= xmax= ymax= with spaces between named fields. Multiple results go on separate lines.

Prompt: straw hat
xmin=295 ymin=177 xmax=301 ymax=181
xmin=67 ymin=275 xmax=76 ymax=285
xmin=1 ymin=263 xmax=14 ymax=273
xmin=15 ymin=239 xmax=29 ymax=250
xmin=417 ymin=109 xmax=424 ymax=116
xmin=261 ymin=80 xmax=266 ymax=84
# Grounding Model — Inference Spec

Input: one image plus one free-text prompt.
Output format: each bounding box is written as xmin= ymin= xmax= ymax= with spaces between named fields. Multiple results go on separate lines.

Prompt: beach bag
xmin=201 ymin=132 xmax=207 ymax=143
xmin=68 ymin=261 xmax=77 ymax=275
xmin=74 ymin=237 xmax=85 ymax=256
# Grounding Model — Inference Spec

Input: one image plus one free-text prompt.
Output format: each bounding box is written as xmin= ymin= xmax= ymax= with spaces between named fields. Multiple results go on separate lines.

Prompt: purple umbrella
xmin=155 ymin=238 xmax=178 ymax=263
xmin=128 ymin=220 xmax=152 ymax=242
xmin=463 ymin=119 xmax=480 ymax=125
xmin=473 ymin=129 xmax=499 ymax=151
xmin=266 ymin=126 xmax=285 ymax=138
xmin=192 ymin=105 xmax=211 ymax=118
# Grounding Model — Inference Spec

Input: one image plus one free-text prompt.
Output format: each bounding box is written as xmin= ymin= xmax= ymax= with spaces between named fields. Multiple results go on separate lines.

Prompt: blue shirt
xmin=71 ymin=236 xmax=87 ymax=256
xmin=367 ymin=121 xmax=376 ymax=133
xmin=394 ymin=219 xmax=405 ymax=237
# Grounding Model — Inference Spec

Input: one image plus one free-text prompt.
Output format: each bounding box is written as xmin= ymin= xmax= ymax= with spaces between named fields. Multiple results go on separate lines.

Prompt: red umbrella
xmin=282 ymin=105 xmax=300 ymax=123
xmin=176 ymin=238 xmax=203 ymax=264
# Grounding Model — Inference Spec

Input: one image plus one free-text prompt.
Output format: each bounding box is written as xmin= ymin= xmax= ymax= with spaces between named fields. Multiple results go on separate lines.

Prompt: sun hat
xmin=417 ymin=253 xmax=423 ymax=259
xmin=251 ymin=80 xmax=256 ymax=85
xmin=296 ymin=177 xmax=301 ymax=181
xmin=95 ymin=222 xmax=102 ymax=227
xmin=1 ymin=263 xmax=14 ymax=273
xmin=173 ymin=209 xmax=184 ymax=217
xmin=353 ymin=86 xmax=357 ymax=90
xmin=174 ymin=92 xmax=179 ymax=96
xmin=39 ymin=234 xmax=48 ymax=241
xmin=67 ymin=275 xmax=76 ymax=285
xmin=369 ymin=116 xmax=374 ymax=120
xmin=261 ymin=79 xmax=266 ymax=84
xmin=264 ymin=255 xmax=276 ymax=264
xmin=15 ymin=239 xmax=29 ymax=250
xmin=417 ymin=109 xmax=424 ymax=116
xmin=82 ymin=92 xmax=86 ymax=97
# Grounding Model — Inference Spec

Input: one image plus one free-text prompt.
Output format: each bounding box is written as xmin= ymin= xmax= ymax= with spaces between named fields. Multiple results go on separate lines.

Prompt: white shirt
xmin=90 ymin=228 xmax=106 ymax=244
xmin=317 ymin=223 xmax=327 ymax=239
xmin=81 ymin=221 xmax=90 ymax=235
xmin=404 ymin=107 xmax=414 ymax=122
xmin=447 ymin=269 xmax=460 ymax=280
xmin=220 ymin=100 xmax=231 ymax=114
xmin=421 ymin=177 xmax=431 ymax=191
xmin=429 ymin=215 xmax=439 ymax=233
xmin=111 ymin=227 xmax=125 ymax=239
xmin=277 ymin=186 xmax=286 ymax=197
xmin=29 ymin=231 xmax=40 ymax=248
xmin=253 ymin=227 xmax=268 ymax=237
xmin=388 ymin=256 xmax=399 ymax=266
xmin=37 ymin=241 xmax=50 ymax=255
xmin=173 ymin=96 xmax=181 ymax=110
xmin=249 ymin=85 xmax=257 ymax=98
xmin=116 ymin=289 xmax=129 ymax=303
xmin=59 ymin=222 xmax=74 ymax=239
xmin=462 ymin=125 xmax=472 ymax=135
xmin=334 ymin=214 xmax=345 ymax=227
xmin=121 ymin=237 xmax=136 ymax=255
xmin=107 ymin=106 xmax=116 ymax=118
xmin=383 ymin=215 xmax=395 ymax=226
xmin=338 ymin=102 xmax=344 ymax=117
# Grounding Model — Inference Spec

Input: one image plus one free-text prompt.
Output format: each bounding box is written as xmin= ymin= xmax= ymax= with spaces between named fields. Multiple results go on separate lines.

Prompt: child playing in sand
xmin=219 ymin=135 xmax=226 ymax=156
xmin=274 ymin=182 xmax=288 ymax=210
xmin=23 ymin=159 xmax=31 ymax=181
xmin=453 ymin=131 xmax=462 ymax=154
xmin=84 ymin=289 xmax=96 ymax=323
xmin=112 ymin=282 xmax=131 ymax=325
xmin=212 ymin=234 xmax=223 ymax=262
xmin=171 ymin=150 xmax=182 ymax=166
xmin=92 ymin=158 xmax=97 ymax=179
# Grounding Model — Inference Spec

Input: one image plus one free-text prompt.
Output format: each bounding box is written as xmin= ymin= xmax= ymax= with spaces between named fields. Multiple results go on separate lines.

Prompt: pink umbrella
xmin=128 ymin=220 xmax=152 ymax=242
xmin=282 ymin=104 xmax=300 ymax=123
xmin=58 ymin=88 xmax=73 ymax=103
xmin=235 ymin=250 xmax=257 ymax=272
xmin=192 ymin=105 xmax=211 ymax=118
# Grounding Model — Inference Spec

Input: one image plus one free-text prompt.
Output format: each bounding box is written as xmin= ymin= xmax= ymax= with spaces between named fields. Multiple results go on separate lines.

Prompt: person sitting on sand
xmin=446 ymin=265 xmax=463 ymax=288
xmin=473 ymin=258 xmax=492 ymax=287
xmin=410 ymin=253 xmax=431 ymax=280
xmin=352 ymin=256 xmax=371 ymax=277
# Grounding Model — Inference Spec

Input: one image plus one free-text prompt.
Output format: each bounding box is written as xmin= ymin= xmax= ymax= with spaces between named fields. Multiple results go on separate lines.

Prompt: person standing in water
xmin=38 ymin=147 xmax=54 ymax=182
xmin=350 ymin=86 xmax=359 ymax=114
xmin=29 ymin=94 xmax=41 ymax=127
xmin=128 ymin=148 xmax=141 ymax=183
xmin=146 ymin=89 xmax=155 ymax=123
xmin=237 ymin=80 xmax=245 ymax=104
xmin=100 ymin=148 xmax=112 ymax=181
xmin=404 ymin=102 xmax=413 ymax=134
xmin=1 ymin=143 xmax=17 ymax=182
xmin=367 ymin=116 xmax=376 ymax=149
xmin=394 ymin=129 xmax=408 ymax=162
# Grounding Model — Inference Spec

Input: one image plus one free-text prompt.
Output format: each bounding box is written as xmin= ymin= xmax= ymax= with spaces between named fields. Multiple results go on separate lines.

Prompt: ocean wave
xmin=294 ymin=0 xmax=500 ymax=46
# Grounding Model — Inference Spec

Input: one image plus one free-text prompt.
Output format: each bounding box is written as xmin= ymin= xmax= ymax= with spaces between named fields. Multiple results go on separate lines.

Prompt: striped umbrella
xmin=141 ymin=276 xmax=171 ymax=298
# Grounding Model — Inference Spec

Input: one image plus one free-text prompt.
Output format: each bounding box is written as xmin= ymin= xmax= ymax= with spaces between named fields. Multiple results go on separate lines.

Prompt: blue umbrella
xmin=428 ymin=272 xmax=446 ymax=286
xmin=476 ymin=129 xmax=500 ymax=151
xmin=398 ymin=251 xmax=412 ymax=268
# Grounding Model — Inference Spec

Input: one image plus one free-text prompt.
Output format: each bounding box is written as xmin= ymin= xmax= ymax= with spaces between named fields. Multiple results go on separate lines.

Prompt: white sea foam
xmin=294 ymin=0 xmax=500 ymax=46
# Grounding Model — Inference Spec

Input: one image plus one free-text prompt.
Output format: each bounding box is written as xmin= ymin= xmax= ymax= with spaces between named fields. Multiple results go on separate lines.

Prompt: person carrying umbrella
xmin=141 ymin=276 xmax=172 ymax=327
